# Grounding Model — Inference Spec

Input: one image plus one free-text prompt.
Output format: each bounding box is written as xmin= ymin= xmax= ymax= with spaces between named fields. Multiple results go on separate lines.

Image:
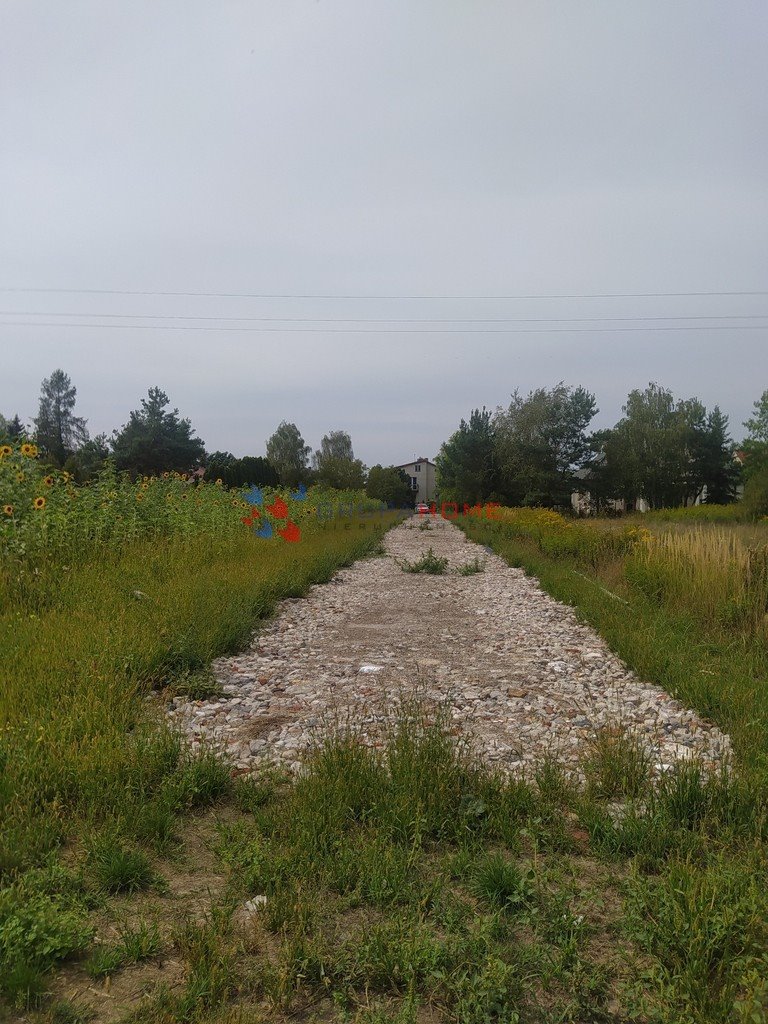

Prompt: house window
xmin=415 ymin=464 xmax=421 ymax=471
xmin=411 ymin=477 xmax=418 ymax=490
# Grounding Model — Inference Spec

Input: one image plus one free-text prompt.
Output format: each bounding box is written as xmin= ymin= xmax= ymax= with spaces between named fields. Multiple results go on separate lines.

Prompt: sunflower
xmin=135 ymin=493 xmax=144 ymax=502
xmin=3 ymin=505 xmax=13 ymax=516
xmin=43 ymin=475 xmax=54 ymax=487
xmin=21 ymin=443 xmax=38 ymax=458
xmin=215 ymin=478 xmax=223 ymax=486
xmin=162 ymin=471 xmax=170 ymax=479
xmin=0 ymin=445 xmax=11 ymax=459
xmin=33 ymin=496 xmax=46 ymax=510
xmin=16 ymin=472 xmax=25 ymax=483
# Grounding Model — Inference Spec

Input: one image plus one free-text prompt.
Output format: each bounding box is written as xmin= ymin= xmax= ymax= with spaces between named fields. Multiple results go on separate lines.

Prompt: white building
xmin=396 ymin=457 xmax=437 ymax=503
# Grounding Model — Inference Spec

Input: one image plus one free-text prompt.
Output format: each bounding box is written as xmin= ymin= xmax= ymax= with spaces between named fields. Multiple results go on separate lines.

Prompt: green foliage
xmin=313 ymin=430 xmax=367 ymax=489
xmin=33 ymin=369 xmax=89 ymax=469
xmin=110 ymin=387 xmax=206 ymax=478
xmin=266 ymin=420 xmax=311 ymax=487
xmin=742 ymin=463 xmax=768 ymax=519
xmin=456 ymin=556 xmax=486 ymax=575
xmin=625 ymin=856 xmax=768 ymax=1022
xmin=63 ymin=433 xmax=110 ymax=483
xmin=0 ymin=871 xmax=93 ymax=1006
xmin=366 ymin=464 xmax=413 ymax=508
xmin=590 ymin=383 xmax=741 ymax=509
xmin=88 ymin=836 xmax=155 ymax=894
xmin=85 ymin=920 xmax=160 ymax=978
xmin=436 ymin=406 xmax=498 ymax=505
xmin=204 ymin=451 xmax=279 ymax=488
xmin=493 ymin=383 xmax=597 ymax=507
xmin=582 ymin=727 xmax=652 ymax=799
xmin=469 ymin=854 xmax=534 ymax=913
xmin=398 ymin=547 xmax=449 ymax=574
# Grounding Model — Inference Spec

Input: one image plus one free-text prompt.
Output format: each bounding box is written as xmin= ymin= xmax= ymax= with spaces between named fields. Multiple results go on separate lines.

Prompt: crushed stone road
xmin=168 ymin=516 xmax=730 ymax=775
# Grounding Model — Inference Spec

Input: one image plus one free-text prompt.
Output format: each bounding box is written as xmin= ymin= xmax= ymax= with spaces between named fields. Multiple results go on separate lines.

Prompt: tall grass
xmin=0 ymin=516 xmax=399 ymax=882
xmin=627 ymin=526 xmax=768 ymax=635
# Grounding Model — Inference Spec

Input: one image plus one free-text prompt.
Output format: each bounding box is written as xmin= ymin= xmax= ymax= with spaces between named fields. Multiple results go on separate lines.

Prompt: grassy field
xmin=3 ymin=474 xmax=768 ymax=1022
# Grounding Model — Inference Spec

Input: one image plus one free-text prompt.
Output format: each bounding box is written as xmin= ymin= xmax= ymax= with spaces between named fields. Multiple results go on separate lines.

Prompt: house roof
xmin=396 ymin=457 xmax=436 ymax=467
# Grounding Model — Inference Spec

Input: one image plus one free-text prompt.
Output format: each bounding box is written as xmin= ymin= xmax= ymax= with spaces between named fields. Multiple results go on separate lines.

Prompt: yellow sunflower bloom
xmin=43 ymin=475 xmax=54 ymax=487
xmin=3 ymin=504 xmax=13 ymax=516
xmin=33 ymin=496 xmax=46 ymax=510
xmin=16 ymin=472 xmax=25 ymax=483
xmin=135 ymin=493 xmax=144 ymax=502
xmin=21 ymin=443 xmax=37 ymax=457
xmin=0 ymin=445 xmax=12 ymax=458
xmin=215 ymin=478 xmax=223 ymax=486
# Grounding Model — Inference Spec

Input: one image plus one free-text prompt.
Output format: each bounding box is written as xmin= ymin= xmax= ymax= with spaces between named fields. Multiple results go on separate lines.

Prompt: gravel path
xmin=168 ymin=516 xmax=730 ymax=775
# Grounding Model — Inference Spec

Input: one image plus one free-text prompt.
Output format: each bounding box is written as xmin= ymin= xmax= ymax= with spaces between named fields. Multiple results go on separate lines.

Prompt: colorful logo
xmin=241 ymin=485 xmax=304 ymax=542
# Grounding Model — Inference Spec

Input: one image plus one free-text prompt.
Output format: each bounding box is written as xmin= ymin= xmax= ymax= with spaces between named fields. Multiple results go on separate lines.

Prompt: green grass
xmin=0 ymin=512 xmax=401 ymax=1008
xmin=7 ymin=502 xmax=768 ymax=1021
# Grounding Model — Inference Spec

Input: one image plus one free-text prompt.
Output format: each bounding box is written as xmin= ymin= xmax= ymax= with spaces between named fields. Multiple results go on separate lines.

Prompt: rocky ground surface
xmin=167 ymin=516 xmax=730 ymax=776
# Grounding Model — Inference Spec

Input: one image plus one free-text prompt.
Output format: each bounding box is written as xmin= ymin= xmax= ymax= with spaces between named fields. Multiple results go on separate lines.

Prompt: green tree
xmin=366 ymin=465 xmax=413 ymax=507
xmin=592 ymin=385 xmax=739 ymax=509
xmin=206 ymin=453 xmax=279 ymax=488
xmin=313 ymin=430 xmax=367 ymax=489
xmin=111 ymin=387 xmax=205 ymax=477
xmin=266 ymin=421 xmax=311 ymax=488
xmin=436 ymin=407 xmax=497 ymax=505
xmin=493 ymin=385 xmax=596 ymax=507
xmin=699 ymin=406 xmax=741 ymax=504
xmin=33 ymin=369 xmax=89 ymax=467
xmin=0 ymin=413 xmax=24 ymax=440
xmin=742 ymin=388 xmax=768 ymax=479
xmin=64 ymin=433 xmax=111 ymax=483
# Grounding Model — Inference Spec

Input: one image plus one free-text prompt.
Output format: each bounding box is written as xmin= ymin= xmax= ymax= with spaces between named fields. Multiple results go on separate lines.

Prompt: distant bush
xmin=645 ymin=504 xmax=745 ymax=523
xmin=742 ymin=465 xmax=768 ymax=520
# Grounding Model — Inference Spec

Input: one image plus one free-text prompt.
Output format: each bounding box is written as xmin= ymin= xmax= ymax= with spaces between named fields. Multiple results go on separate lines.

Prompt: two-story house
xmin=396 ymin=457 xmax=437 ymax=503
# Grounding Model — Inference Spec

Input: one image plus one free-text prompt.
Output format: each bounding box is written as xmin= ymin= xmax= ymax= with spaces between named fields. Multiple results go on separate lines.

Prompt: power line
xmin=1 ymin=320 xmax=765 ymax=334
xmin=1 ymin=287 xmax=767 ymax=300
xmin=2 ymin=310 xmax=766 ymax=324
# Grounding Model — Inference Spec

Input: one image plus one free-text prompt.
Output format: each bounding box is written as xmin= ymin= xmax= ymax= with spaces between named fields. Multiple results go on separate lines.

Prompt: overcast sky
xmin=1 ymin=1 xmax=766 ymax=464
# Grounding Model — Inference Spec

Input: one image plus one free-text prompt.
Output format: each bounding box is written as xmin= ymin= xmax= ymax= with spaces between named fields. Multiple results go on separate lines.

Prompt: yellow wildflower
xmin=43 ymin=475 xmax=54 ymax=487
xmin=3 ymin=504 xmax=13 ymax=516
xmin=0 ymin=445 xmax=11 ymax=458
xmin=33 ymin=496 xmax=46 ymax=510
xmin=21 ymin=443 xmax=38 ymax=458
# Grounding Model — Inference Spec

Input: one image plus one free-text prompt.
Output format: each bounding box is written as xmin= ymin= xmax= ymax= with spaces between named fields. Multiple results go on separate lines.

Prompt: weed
xmin=0 ymin=878 xmax=93 ymax=1007
xmin=43 ymin=1001 xmax=95 ymax=1024
xmin=397 ymin=548 xmax=449 ymax=574
xmin=469 ymin=854 xmax=535 ymax=914
xmin=88 ymin=836 xmax=155 ymax=894
xmin=582 ymin=726 xmax=652 ymax=799
xmin=456 ymin=556 xmax=486 ymax=575
xmin=165 ymin=667 xmax=223 ymax=701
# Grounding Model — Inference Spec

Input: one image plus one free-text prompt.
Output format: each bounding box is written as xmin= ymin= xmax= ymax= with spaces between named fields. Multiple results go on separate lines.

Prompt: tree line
xmin=4 ymin=370 xmax=767 ymax=515
xmin=436 ymin=382 xmax=768 ymax=516
xmin=0 ymin=370 xmax=414 ymax=507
